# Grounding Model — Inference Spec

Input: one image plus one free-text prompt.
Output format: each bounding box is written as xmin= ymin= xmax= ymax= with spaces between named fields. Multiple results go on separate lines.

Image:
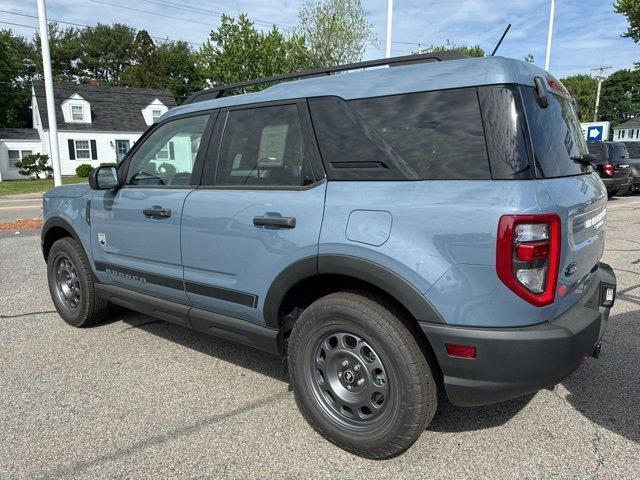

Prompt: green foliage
xmin=420 ymin=40 xmax=485 ymax=58
xmin=199 ymin=14 xmax=310 ymax=89
xmin=157 ymin=162 xmax=176 ymax=176
xmin=297 ymin=0 xmax=375 ymax=66
xmin=75 ymin=164 xmax=95 ymax=177
xmin=615 ymin=0 xmax=640 ymax=43
xmin=100 ymin=162 xmax=118 ymax=168
xmin=77 ymin=23 xmax=136 ymax=83
xmin=559 ymin=75 xmax=598 ymax=122
xmin=599 ymin=68 xmax=640 ymax=126
xmin=0 ymin=30 xmax=35 ymax=128
xmin=15 ymin=154 xmax=52 ymax=179
xmin=33 ymin=24 xmax=81 ymax=81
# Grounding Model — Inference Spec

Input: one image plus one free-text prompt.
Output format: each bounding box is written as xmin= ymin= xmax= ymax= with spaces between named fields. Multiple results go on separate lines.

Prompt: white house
xmin=613 ymin=117 xmax=640 ymax=142
xmin=0 ymin=80 xmax=176 ymax=180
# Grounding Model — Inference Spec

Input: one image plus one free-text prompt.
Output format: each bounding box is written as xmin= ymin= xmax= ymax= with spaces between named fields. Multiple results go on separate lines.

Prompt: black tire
xmin=607 ymin=190 xmax=616 ymax=199
xmin=47 ymin=237 xmax=109 ymax=327
xmin=288 ymin=291 xmax=437 ymax=459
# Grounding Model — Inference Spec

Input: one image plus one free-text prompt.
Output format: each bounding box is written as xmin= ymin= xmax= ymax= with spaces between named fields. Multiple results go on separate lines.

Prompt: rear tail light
xmin=603 ymin=163 xmax=614 ymax=177
xmin=497 ymin=214 xmax=561 ymax=307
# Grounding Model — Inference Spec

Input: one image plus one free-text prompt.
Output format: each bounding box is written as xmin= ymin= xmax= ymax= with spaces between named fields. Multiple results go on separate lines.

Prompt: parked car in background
xmin=587 ymin=141 xmax=632 ymax=198
xmin=622 ymin=142 xmax=640 ymax=193
xmin=41 ymin=53 xmax=617 ymax=459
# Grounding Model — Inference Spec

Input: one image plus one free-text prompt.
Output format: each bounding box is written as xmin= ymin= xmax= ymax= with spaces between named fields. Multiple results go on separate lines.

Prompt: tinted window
xmin=308 ymin=97 xmax=410 ymax=181
xmin=215 ymin=104 xmax=315 ymax=187
xmin=521 ymin=86 xmax=590 ymax=178
xmin=609 ymin=143 xmax=630 ymax=162
xmin=624 ymin=142 xmax=640 ymax=157
xmin=349 ymin=88 xmax=490 ymax=180
xmin=478 ymin=86 xmax=531 ymax=179
xmin=587 ymin=143 xmax=608 ymax=163
xmin=126 ymin=114 xmax=209 ymax=186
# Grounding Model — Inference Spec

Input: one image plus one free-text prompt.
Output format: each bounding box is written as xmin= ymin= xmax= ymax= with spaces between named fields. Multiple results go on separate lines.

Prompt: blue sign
xmin=587 ymin=125 xmax=604 ymax=141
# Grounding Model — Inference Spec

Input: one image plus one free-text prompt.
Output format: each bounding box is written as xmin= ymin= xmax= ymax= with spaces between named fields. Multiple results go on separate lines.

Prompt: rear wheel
xmin=47 ymin=237 xmax=109 ymax=327
xmin=288 ymin=292 xmax=437 ymax=459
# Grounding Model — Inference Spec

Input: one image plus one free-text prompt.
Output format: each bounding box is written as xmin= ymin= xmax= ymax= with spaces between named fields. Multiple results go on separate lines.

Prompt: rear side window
xmin=587 ymin=143 xmax=608 ymax=163
xmin=349 ymin=89 xmax=490 ymax=180
xmin=478 ymin=86 xmax=531 ymax=179
xmin=215 ymin=104 xmax=315 ymax=187
xmin=521 ymin=86 xmax=590 ymax=178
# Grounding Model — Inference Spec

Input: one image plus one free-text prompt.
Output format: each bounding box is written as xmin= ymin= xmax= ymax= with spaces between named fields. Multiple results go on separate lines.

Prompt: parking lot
xmin=0 ymin=196 xmax=639 ymax=479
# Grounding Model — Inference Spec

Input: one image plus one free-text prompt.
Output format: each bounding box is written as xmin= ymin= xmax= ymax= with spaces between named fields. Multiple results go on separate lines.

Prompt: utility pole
xmin=386 ymin=0 xmax=393 ymax=58
xmin=544 ymin=0 xmax=555 ymax=71
xmin=591 ymin=65 xmax=611 ymax=122
xmin=36 ymin=0 xmax=62 ymax=186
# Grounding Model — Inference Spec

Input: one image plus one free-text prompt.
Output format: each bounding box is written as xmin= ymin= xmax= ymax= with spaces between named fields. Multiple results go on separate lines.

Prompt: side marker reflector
xmin=445 ymin=343 xmax=476 ymax=359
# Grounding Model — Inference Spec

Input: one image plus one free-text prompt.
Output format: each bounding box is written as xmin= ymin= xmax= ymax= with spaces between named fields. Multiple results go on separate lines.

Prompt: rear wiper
xmin=571 ymin=153 xmax=597 ymax=165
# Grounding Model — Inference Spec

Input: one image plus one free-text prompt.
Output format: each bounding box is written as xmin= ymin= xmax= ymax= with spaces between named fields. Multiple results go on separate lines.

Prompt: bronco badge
xmin=98 ymin=233 xmax=107 ymax=247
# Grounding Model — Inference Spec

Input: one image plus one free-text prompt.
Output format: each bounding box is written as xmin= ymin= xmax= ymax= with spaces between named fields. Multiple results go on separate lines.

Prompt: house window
xmin=75 ymin=140 xmax=91 ymax=159
xmin=8 ymin=150 xmax=20 ymax=167
xmin=629 ymin=129 xmax=634 ymax=139
xmin=71 ymin=105 xmax=84 ymax=121
xmin=621 ymin=130 xmax=626 ymax=139
xmin=152 ymin=109 xmax=163 ymax=122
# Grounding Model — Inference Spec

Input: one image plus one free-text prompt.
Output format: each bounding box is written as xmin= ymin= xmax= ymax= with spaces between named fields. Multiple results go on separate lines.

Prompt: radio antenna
xmin=491 ymin=24 xmax=511 ymax=56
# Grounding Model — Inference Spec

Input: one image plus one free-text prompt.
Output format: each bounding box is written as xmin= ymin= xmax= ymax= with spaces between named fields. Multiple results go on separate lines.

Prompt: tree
xmin=0 ymin=30 xmax=34 ymax=128
xmin=559 ymin=74 xmax=598 ymax=122
xmin=199 ymin=14 xmax=309 ymax=89
xmin=615 ymin=0 xmax=640 ymax=43
xmin=296 ymin=0 xmax=375 ymax=66
xmin=599 ymin=68 xmax=640 ymax=126
xmin=32 ymin=23 xmax=81 ymax=81
xmin=419 ymin=41 xmax=485 ymax=57
xmin=77 ymin=23 xmax=136 ymax=83
xmin=15 ymin=154 xmax=52 ymax=179
xmin=524 ymin=53 xmax=534 ymax=63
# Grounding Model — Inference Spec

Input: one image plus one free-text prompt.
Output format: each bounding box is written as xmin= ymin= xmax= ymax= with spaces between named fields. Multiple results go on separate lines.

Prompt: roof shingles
xmin=33 ymin=81 xmax=176 ymax=132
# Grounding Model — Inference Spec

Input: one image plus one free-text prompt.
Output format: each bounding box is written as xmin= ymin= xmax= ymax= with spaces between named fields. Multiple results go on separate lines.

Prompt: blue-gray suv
xmin=42 ymin=52 xmax=617 ymax=459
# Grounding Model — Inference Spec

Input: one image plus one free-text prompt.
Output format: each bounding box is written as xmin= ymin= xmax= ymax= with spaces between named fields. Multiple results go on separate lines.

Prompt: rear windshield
xmin=587 ymin=143 xmax=608 ymax=162
xmin=521 ymin=86 xmax=591 ymax=178
xmin=610 ymin=144 xmax=630 ymax=162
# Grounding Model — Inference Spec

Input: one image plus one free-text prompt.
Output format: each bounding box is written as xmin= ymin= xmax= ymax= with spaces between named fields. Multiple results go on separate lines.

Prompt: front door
xmin=115 ymin=140 xmax=130 ymax=163
xmin=91 ymin=113 xmax=213 ymax=305
xmin=181 ymin=102 xmax=326 ymax=326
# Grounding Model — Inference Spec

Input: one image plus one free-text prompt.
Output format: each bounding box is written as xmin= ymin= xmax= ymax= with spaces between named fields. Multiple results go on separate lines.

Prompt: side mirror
xmin=533 ymin=77 xmax=549 ymax=108
xmin=89 ymin=166 xmax=120 ymax=190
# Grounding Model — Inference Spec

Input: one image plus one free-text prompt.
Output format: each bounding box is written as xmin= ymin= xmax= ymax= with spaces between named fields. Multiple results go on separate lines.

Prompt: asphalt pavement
xmin=0 ymin=193 xmax=42 ymax=223
xmin=0 ymin=195 xmax=639 ymax=479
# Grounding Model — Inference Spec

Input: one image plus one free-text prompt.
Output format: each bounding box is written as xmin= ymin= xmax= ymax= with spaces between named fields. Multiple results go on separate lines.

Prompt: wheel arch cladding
xmin=263 ymin=254 xmax=444 ymax=330
xmin=41 ymin=217 xmax=81 ymax=262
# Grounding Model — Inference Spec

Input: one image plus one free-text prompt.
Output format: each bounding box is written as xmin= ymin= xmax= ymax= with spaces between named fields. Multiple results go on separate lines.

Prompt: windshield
xmin=521 ymin=86 xmax=591 ymax=178
xmin=610 ymin=144 xmax=630 ymax=162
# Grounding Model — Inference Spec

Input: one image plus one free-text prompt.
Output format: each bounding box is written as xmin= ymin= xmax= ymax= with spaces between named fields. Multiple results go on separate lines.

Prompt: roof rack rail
xmin=183 ymin=50 xmax=469 ymax=105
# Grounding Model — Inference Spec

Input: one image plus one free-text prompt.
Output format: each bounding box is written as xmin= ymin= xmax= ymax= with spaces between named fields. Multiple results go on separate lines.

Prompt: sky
xmin=0 ymin=0 xmax=638 ymax=78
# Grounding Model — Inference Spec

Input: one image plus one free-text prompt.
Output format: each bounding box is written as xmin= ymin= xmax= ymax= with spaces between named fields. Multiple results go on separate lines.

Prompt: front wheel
xmin=288 ymin=292 xmax=437 ymax=459
xmin=47 ymin=237 xmax=109 ymax=327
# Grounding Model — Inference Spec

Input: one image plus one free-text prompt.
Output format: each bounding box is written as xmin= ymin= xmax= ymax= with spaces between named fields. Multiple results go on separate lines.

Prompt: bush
xmin=157 ymin=162 xmax=176 ymax=176
xmin=100 ymin=162 xmax=118 ymax=168
xmin=75 ymin=164 xmax=95 ymax=177
xmin=15 ymin=153 xmax=52 ymax=179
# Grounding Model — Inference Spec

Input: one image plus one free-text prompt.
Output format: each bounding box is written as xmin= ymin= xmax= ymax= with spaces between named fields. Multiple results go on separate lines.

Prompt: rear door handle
xmin=143 ymin=207 xmax=172 ymax=218
xmin=253 ymin=215 xmax=296 ymax=229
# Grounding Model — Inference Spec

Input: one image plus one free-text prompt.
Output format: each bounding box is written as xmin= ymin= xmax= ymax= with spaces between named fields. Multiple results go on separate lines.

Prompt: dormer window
xmin=142 ymin=99 xmax=168 ymax=126
xmin=152 ymin=109 xmax=162 ymax=122
xmin=72 ymin=105 xmax=84 ymax=121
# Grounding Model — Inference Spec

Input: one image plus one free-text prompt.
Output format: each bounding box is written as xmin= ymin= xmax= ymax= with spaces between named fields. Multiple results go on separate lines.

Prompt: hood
xmin=43 ymin=182 xmax=91 ymax=198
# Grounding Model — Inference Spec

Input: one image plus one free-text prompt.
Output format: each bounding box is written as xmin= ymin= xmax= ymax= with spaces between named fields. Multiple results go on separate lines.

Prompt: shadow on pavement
xmin=561 ymin=305 xmax=640 ymax=446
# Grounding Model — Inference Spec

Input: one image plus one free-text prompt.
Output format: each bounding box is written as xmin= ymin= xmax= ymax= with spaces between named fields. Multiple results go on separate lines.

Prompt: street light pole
xmin=386 ymin=0 xmax=393 ymax=58
xmin=36 ymin=0 xmax=62 ymax=187
xmin=544 ymin=0 xmax=555 ymax=71
xmin=591 ymin=65 xmax=611 ymax=122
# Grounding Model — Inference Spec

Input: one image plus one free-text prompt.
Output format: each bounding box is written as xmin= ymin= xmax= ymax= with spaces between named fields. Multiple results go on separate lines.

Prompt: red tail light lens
xmin=497 ymin=214 xmax=561 ymax=307
xmin=603 ymin=163 xmax=614 ymax=177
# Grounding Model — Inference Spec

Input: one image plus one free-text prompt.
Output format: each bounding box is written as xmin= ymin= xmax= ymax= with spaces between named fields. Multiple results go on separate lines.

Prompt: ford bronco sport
xmin=42 ymin=52 xmax=617 ymax=459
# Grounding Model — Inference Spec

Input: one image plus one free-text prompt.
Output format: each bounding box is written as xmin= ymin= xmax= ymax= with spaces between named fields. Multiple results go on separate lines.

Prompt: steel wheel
xmin=308 ymin=330 xmax=391 ymax=429
xmin=53 ymin=255 xmax=82 ymax=312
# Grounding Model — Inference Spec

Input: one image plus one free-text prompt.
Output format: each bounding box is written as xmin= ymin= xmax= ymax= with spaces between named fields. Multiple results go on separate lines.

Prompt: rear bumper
xmin=602 ymin=176 xmax=631 ymax=192
xmin=420 ymin=262 xmax=616 ymax=407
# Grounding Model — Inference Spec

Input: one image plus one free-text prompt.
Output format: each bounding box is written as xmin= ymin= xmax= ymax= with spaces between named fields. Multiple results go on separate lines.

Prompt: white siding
xmin=0 ymin=139 xmax=43 ymax=180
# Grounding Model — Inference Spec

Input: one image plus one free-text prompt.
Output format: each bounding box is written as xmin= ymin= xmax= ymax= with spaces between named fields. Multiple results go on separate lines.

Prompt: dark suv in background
xmin=622 ymin=142 xmax=640 ymax=193
xmin=587 ymin=141 xmax=632 ymax=198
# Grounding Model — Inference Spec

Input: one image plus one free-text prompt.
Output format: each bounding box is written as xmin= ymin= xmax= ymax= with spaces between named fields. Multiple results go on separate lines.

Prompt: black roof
xmin=614 ymin=117 xmax=640 ymax=130
xmin=33 ymin=81 xmax=176 ymax=132
xmin=0 ymin=128 xmax=40 ymax=140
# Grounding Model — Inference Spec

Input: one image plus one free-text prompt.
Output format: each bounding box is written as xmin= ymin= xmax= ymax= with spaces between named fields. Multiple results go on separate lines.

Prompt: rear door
xmin=520 ymin=85 xmax=606 ymax=315
xmin=181 ymin=101 xmax=326 ymax=327
xmin=90 ymin=113 xmax=214 ymax=306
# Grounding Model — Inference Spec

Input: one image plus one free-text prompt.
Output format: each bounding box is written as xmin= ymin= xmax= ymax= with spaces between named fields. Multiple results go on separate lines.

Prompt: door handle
xmin=143 ymin=207 xmax=172 ymax=218
xmin=253 ymin=215 xmax=296 ymax=229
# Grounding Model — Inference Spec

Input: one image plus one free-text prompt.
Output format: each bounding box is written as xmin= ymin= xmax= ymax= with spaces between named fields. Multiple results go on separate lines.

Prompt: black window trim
xmin=119 ymin=109 xmax=218 ymax=190
xmin=198 ymin=97 xmax=327 ymax=191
